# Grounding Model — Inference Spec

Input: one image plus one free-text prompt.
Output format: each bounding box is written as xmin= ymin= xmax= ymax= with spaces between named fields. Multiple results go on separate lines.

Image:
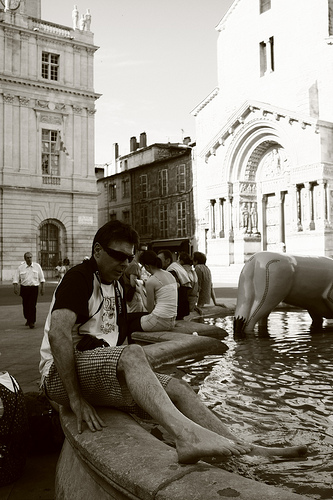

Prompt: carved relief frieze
xmin=240 ymin=181 xmax=256 ymax=194
xmin=261 ymin=147 xmax=290 ymax=179
xmin=20 ymin=32 xmax=30 ymax=41
xmin=18 ymin=96 xmax=30 ymax=106
xmin=40 ymin=114 xmax=62 ymax=125
xmin=55 ymin=103 xmax=66 ymax=111
xmin=72 ymin=106 xmax=82 ymax=114
xmin=4 ymin=28 xmax=15 ymax=39
xmin=36 ymin=99 xmax=49 ymax=109
xmin=3 ymin=94 xmax=14 ymax=103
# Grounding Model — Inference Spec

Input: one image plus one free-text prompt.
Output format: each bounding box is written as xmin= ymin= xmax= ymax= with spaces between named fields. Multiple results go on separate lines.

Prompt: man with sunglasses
xmin=39 ymin=220 xmax=307 ymax=464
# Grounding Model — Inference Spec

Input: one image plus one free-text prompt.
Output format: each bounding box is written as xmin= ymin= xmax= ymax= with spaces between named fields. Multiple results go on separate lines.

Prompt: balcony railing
xmin=29 ymin=18 xmax=72 ymax=38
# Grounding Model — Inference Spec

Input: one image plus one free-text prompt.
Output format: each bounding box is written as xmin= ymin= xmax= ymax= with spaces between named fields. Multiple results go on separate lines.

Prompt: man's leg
xmin=117 ymin=344 xmax=252 ymax=464
xmin=164 ymin=377 xmax=307 ymax=458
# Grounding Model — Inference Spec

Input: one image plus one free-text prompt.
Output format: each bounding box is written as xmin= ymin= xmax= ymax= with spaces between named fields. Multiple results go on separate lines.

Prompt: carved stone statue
xmin=79 ymin=13 xmax=86 ymax=30
xmin=250 ymin=202 xmax=258 ymax=233
xmin=84 ymin=9 xmax=91 ymax=31
xmin=241 ymin=202 xmax=249 ymax=233
xmin=72 ymin=5 xmax=79 ymax=29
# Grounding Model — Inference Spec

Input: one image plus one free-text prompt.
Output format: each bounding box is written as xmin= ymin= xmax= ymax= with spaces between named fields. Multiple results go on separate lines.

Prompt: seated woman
xmin=127 ymin=250 xmax=178 ymax=335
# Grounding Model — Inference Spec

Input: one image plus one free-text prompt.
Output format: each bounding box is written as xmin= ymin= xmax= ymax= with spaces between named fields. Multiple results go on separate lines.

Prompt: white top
xmin=13 ymin=262 xmax=45 ymax=286
xmin=152 ymin=277 xmax=178 ymax=318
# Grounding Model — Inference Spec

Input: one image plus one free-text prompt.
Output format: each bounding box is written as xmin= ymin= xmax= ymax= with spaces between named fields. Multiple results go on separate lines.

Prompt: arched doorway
xmin=39 ymin=219 xmax=67 ymax=278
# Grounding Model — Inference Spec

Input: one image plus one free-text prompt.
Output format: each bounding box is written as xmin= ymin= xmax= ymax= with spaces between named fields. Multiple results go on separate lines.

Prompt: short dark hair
xmin=92 ymin=220 xmax=139 ymax=254
xmin=157 ymin=249 xmax=173 ymax=262
xmin=139 ymin=250 xmax=162 ymax=268
xmin=193 ymin=251 xmax=207 ymax=265
xmin=179 ymin=252 xmax=193 ymax=265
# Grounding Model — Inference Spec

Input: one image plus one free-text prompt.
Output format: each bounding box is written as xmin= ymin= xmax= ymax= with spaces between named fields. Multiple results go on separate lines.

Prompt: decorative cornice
xmin=201 ymin=100 xmax=319 ymax=163
xmin=191 ymin=87 xmax=219 ymax=117
xmin=0 ymin=76 xmax=101 ymax=100
xmin=215 ymin=0 xmax=241 ymax=32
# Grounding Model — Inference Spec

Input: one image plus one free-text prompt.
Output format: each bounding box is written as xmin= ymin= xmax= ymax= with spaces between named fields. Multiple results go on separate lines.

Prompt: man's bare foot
xmin=175 ymin=429 xmax=253 ymax=464
xmin=249 ymin=443 xmax=307 ymax=458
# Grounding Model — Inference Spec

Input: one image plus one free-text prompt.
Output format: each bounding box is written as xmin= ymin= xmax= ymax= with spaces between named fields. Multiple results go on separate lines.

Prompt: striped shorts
xmin=44 ymin=345 xmax=172 ymax=419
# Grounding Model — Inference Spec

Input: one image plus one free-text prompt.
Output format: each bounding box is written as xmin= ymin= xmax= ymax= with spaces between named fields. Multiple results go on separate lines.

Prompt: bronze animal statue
xmin=234 ymin=251 xmax=333 ymax=335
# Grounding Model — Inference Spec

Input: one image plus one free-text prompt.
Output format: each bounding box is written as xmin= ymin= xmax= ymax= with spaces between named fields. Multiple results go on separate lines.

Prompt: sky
xmin=41 ymin=0 xmax=234 ymax=166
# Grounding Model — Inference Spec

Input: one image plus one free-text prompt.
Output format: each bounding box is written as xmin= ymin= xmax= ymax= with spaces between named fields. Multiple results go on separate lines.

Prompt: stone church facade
xmin=0 ymin=0 xmax=99 ymax=280
xmin=193 ymin=0 xmax=333 ymax=278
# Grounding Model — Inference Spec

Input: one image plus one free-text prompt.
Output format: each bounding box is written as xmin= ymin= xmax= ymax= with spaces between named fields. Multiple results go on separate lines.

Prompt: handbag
xmin=76 ymin=334 xmax=109 ymax=351
xmin=0 ymin=374 xmax=29 ymax=486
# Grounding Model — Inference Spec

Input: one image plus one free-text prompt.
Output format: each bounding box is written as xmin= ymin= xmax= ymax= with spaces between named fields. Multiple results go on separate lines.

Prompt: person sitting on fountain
xmin=39 ymin=220 xmax=307 ymax=464
xmin=127 ymin=250 xmax=178 ymax=336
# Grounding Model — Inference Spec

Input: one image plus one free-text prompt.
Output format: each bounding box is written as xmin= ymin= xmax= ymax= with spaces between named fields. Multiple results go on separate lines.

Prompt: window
xmin=176 ymin=164 xmax=186 ymax=192
xmin=109 ymin=183 xmax=117 ymax=201
xmin=140 ymin=206 xmax=148 ymax=234
xmin=140 ymin=174 xmax=148 ymax=199
xmin=122 ymin=178 xmax=130 ymax=198
xmin=122 ymin=210 xmax=130 ymax=224
xmin=42 ymin=129 xmax=59 ymax=177
xmin=42 ymin=52 xmax=59 ymax=81
xmin=177 ymin=201 xmax=186 ymax=237
xmin=109 ymin=212 xmax=117 ymax=221
xmin=40 ymin=223 xmax=59 ymax=270
xmin=260 ymin=36 xmax=274 ymax=76
xmin=158 ymin=169 xmax=168 ymax=196
xmin=159 ymin=205 xmax=168 ymax=238
xmin=260 ymin=0 xmax=271 ymax=14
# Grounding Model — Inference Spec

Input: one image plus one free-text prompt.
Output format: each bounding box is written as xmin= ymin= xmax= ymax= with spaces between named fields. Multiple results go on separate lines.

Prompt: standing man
xmin=13 ymin=252 xmax=45 ymax=329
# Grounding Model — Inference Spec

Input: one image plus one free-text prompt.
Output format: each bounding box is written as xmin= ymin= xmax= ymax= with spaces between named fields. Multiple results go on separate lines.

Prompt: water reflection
xmin=179 ymin=311 xmax=333 ymax=499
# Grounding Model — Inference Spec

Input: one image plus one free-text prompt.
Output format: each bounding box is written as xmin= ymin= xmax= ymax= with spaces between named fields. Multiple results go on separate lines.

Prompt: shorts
xmin=141 ymin=313 xmax=176 ymax=332
xmin=43 ymin=345 xmax=171 ymax=419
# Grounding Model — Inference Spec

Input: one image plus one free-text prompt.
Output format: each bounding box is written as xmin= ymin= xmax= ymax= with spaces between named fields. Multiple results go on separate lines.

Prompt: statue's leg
xmin=235 ymin=255 xmax=293 ymax=334
xmin=308 ymin=311 xmax=323 ymax=331
xmin=234 ymin=258 xmax=256 ymax=336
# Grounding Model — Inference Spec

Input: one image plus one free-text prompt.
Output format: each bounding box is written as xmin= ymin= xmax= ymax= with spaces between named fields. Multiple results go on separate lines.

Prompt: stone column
xmin=219 ymin=198 xmax=225 ymax=238
xmin=3 ymin=94 xmax=14 ymax=169
xmin=278 ymin=191 xmax=285 ymax=244
xmin=210 ymin=199 xmax=216 ymax=238
xmin=4 ymin=28 xmax=14 ymax=73
xmin=318 ymin=179 xmax=328 ymax=226
xmin=296 ymin=185 xmax=303 ymax=231
xmin=228 ymin=195 xmax=234 ymax=239
xmin=262 ymin=194 xmax=267 ymax=250
xmin=19 ymin=96 xmax=30 ymax=171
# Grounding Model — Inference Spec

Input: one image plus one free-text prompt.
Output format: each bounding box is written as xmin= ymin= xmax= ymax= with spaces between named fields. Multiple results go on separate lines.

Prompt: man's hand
xmin=70 ymin=396 xmax=107 ymax=434
xmin=40 ymin=287 xmax=44 ymax=296
xmin=13 ymin=284 xmax=19 ymax=295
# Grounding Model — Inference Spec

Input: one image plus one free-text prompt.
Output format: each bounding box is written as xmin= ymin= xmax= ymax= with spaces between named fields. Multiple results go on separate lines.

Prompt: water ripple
xmin=182 ymin=311 xmax=333 ymax=499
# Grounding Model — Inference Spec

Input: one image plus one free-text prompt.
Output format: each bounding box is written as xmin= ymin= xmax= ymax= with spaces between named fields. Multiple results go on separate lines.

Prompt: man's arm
xmin=37 ymin=264 xmax=45 ymax=295
xmin=13 ymin=266 xmax=20 ymax=294
xmin=49 ymin=308 xmax=106 ymax=433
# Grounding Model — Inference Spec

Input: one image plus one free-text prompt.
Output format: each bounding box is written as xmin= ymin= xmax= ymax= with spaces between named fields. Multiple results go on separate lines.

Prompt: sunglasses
xmin=103 ymin=246 xmax=134 ymax=263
